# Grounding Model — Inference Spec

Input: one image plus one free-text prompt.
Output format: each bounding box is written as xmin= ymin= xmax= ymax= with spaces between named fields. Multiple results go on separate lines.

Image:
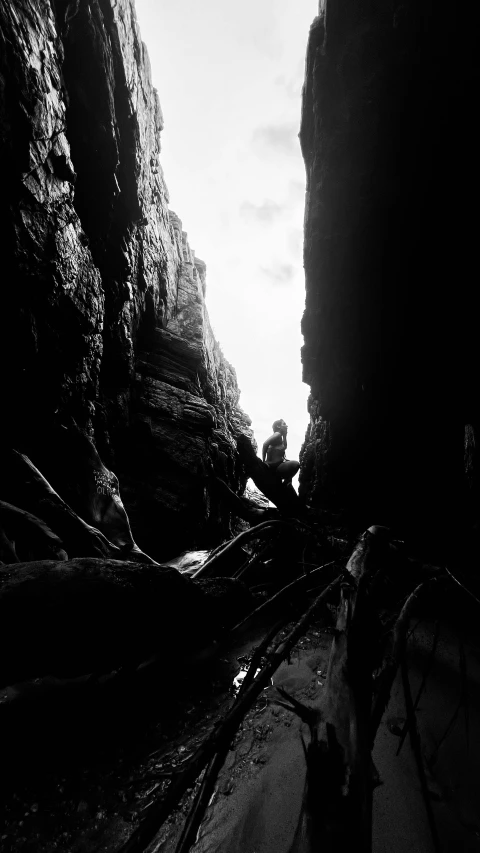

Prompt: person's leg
xmin=266 ymin=461 xmax=282 ymax=480
xmin=276 ymin=460 xmax=300 ymax=485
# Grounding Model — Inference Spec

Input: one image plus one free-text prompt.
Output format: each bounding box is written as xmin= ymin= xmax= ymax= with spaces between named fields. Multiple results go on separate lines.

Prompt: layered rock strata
xmin=299 ymin=1 xmax=480 ymax=550
xmin=0 ymin=0 xmax=252 ymax=559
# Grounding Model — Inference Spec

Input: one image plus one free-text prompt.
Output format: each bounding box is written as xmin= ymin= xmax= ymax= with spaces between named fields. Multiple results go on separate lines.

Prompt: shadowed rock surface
xmin=0 ymin=558 xmax=253 ymax=688
xmin=299 ymin=0 xmax=480 ymax=556
xmin=0 ymin=449 xmax=126 ymax=562
xmin=0 ymin=0 xmax=253 ymax=560
xmin=0 ymin=500 xmax=67 ymax=565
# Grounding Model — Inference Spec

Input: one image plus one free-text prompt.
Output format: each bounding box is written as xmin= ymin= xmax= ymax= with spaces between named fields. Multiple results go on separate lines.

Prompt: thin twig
xmin=173 ymin=750 xmax=225 ymax=853
xmin=248 ymin=583 xmax=275 ymax=594
xmin=444 ymin=566 xmax=480 ymax=609
xmin=396 ymin=620 xmax=440 ymax=756
xmin=401 ymin=659 xmax=441 ymax=853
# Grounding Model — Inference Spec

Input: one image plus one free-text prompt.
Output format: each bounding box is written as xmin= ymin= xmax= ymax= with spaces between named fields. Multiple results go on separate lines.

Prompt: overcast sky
xmin=134 ymin=0 xmax=317 ymax=463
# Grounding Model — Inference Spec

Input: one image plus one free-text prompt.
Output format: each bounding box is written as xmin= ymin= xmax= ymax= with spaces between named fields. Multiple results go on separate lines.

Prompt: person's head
xmin=272 ymin=418 xmax=287 ymax=433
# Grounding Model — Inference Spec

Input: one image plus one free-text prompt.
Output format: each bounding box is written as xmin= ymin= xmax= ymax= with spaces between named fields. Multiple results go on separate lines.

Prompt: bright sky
xmin=134 ymin=0 xmax=316 ymax=463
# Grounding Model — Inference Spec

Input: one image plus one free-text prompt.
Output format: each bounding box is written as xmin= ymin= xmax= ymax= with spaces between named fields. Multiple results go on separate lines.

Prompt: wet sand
xmin=157 ymin=621 xmax=480 ymax=853
xmin=2 ymin=614 xmax=479 ymax=853
xmin=373 ymin=621 xmax=480 ymax=853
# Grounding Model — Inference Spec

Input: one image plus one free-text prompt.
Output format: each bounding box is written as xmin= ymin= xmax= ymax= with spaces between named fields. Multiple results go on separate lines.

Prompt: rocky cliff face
xmin=0 ymin=0 xmax=252 ymax=559
xmin=299 ymin=0 xmax=480 ymax=552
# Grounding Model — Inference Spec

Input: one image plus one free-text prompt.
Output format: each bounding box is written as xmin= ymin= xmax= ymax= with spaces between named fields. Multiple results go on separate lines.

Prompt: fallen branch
xmin=174 ymin=750 xmax=226 ymax=853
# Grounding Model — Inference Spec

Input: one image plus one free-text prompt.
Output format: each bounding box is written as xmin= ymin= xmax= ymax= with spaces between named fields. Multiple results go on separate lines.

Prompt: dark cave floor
xmin=1 ymin=613 xmax=480 ymax=853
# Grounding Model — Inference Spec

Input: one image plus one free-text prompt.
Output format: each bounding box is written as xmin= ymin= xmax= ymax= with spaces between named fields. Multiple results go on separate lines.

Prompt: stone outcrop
xmin=126 ymin=213 xmax=253 ymax=556
xmin=299 ymin=0 xmax=480 ymax=551
xmin=0 ymin=0 xmax=252 ymax=559
xmin=0 ymin=558 xmax=253 ymax=688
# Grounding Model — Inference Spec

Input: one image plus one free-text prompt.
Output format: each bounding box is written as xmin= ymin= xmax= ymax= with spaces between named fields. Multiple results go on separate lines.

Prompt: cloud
xmin=252 ymin=123 xmax=300 ymax=157
xmin=240 ymin=199 xmax=284 ymax=224
xmin=274 ymin=74 xmax=303 ymax=101
xmin=240 ymin=183 xmax=304 ymax=225
xmin=288 ymin=228 xmax=303 ymax=258
xmin=288 ymin=180 xmax=305 ymax=203
xmin=260 ymin=263 xmax=295 ymax=286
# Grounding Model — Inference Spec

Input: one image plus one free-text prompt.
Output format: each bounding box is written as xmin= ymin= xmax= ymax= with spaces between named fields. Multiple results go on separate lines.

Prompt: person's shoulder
xmin=264 ymin=431 xmax=280 ymax=444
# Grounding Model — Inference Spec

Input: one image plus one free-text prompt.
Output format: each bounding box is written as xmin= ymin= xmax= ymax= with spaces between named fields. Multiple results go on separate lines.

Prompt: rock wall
xmin=299 ymin=0 xmax=480 ymax=552
xmin=0 ymin=0 xmax=252 ymax=559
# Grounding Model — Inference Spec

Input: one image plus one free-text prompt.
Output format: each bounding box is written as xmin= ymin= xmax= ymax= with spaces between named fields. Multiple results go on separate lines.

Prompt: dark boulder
xmin=0 ymin=558 xmax=247 ymax=689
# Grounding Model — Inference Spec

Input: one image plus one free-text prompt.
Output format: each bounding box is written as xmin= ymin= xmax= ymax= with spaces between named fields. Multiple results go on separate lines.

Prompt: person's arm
xmin=262 ymin=432 xmax=279 ymax=463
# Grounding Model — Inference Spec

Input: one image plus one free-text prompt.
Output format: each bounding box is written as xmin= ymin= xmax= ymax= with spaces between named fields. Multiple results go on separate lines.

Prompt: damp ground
xmin=1 ymin=618 xmax=480 ymax=853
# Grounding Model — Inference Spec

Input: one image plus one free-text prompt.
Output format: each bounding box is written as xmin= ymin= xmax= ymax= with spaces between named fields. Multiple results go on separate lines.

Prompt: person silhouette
xmin=262 ymin=419 xmax=300 ymax=486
